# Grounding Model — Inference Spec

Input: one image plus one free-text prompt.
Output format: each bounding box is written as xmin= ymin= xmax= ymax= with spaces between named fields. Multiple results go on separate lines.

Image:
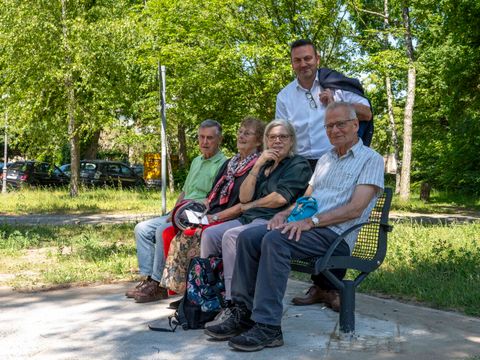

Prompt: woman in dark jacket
xmin=200 ymin=119 xmax=312 ymax=304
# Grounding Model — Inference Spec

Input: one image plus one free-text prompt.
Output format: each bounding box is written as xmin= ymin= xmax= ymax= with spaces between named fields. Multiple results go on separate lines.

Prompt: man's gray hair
xmin=199 ymin=119 xmax=222 ymax=136
xmin=263 ymin=119 xmax=297 ymax=157
xmin=325 ymin=102 xmax=357 ymax=120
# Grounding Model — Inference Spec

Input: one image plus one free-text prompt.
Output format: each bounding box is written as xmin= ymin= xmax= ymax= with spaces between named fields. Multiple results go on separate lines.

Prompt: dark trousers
xmin=231 ymin=225 xmax=349 ymax=326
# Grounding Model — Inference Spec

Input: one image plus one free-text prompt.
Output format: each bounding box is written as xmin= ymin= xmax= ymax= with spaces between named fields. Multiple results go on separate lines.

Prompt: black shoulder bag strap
xmin=147 ymin=296 xmax=186 ymax=333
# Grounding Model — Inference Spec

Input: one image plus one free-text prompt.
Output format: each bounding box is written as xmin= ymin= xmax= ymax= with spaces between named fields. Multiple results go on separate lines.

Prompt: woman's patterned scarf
xmin=207 ymin=152 xmax=260 ymax=206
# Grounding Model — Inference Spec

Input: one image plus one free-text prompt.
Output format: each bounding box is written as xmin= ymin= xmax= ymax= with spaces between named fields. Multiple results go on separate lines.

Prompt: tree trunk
xmin=61 ymin=0 xmax=79 ymax=197
xmin=177 ymin=124 xmax=187 ymax=168
xmin=383 ymin=0 xmax=401 ymax=194
xmin=166 ymin=139 xmax=175 ymax=192
xmin=399 ymin=4 xmax=416 ymax=201
xmin=82 ymin=130 xmax=101 ymax=160
xmin=68 ymin=111 xmax=80 ymax=198
xmin=385 ymin=75 xmax=401 ymax=193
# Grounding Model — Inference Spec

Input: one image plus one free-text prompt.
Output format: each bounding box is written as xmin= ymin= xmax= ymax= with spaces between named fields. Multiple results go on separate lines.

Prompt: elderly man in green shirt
xmin=126 ymin=119 xmax=226 ymax=303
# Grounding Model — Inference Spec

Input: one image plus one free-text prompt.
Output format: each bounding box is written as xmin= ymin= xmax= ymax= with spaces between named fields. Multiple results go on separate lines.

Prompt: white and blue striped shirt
xmin=309 ymin=139 xmax=385 ymax=251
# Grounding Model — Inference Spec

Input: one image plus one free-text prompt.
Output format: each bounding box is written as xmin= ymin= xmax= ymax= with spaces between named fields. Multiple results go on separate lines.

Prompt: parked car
xmin=59 ymin=163 xmax=71 ymax=177
xmin=0 ymin=162 xmax=11 ymax=176
xmin=3 ymin=161 xmax=69 ymax=189
xmin=130 ymin=164 xmax=144 ymax=178
xmin=79 ymin=160 xmax=145 ymax=188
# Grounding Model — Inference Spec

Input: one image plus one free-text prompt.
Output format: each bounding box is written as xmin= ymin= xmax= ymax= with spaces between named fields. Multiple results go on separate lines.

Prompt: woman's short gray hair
xmin=263 ymin=119 xmax=297 ymax=157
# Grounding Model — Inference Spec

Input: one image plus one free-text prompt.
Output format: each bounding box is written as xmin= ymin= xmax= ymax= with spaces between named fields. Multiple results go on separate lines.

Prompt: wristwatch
xmin=311 ymin=215 xmax=320 ymax=227
xmin=212 ymin=214 xmax=219 ymax=222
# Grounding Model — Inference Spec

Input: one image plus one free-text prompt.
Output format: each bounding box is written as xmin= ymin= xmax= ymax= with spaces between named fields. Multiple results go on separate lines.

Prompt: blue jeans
xmin=134 ymin=216 xmax=172 ymax=282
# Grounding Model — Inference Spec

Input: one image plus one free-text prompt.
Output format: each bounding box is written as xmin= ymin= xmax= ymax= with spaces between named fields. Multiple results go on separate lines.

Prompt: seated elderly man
xmin=126 ymin=119 xmax=226 ymax=303
xmin=204 ymin=102 xmax=385 ymax=352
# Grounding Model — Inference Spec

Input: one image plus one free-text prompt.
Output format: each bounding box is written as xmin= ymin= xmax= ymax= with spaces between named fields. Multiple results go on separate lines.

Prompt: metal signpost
xmin=2 ymin=94 xmax=8 ymax=194
xmin=158 ymin=63 xmax=167 ymax=215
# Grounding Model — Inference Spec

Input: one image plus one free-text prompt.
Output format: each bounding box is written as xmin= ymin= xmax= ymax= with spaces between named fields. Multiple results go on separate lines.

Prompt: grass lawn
xmin=359 ymin=220 xmax=480 ymax=317
xmin=0 ymin=223 xmax=139 ymax=290
xmin=1 ymin=187 xmax=179 ymax=215
xmin=391 ymin=188 xmax=480 ymax=213
xmin=2 ymin=187 xmax=479 ymax=215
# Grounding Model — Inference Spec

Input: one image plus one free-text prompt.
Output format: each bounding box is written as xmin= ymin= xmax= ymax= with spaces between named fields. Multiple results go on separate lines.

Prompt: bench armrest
xmin=315 ymin=221 xmax=368 ymax=272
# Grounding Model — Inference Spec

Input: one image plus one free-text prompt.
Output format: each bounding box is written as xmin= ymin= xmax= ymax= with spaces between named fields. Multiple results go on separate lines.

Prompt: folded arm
xmin=352 ymin=103 xmax=372 ymax=121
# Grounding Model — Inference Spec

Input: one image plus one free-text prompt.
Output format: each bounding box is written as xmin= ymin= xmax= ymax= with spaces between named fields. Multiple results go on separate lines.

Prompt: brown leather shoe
xmin=125 ymin=279 xmax=149 ymax=298
xmin=292 ymin=286 xmax=340 ymax=312
xmin=134 ymin=280 xmax=168 ymax=303
xmin=292 ymin=285 xmax=324 ymax=306
xmin=322 ymin=290 xmax=340 ymax=312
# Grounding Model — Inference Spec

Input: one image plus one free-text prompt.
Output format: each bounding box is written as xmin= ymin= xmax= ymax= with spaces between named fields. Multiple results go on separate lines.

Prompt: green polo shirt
xmin=182 ymin=151 xmax=227 ymax=200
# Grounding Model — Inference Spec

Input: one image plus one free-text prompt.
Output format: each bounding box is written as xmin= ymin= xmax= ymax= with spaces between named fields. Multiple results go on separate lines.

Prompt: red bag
xmin=162 ymin=226 xmax=178 ymax=296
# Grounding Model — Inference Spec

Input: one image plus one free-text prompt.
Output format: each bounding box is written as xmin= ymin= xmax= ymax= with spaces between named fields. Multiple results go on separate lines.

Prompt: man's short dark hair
xmin=199 ymin=119 xmax=222 ymax=136
xmin=290 ymin=39 xmax=317 ymax=54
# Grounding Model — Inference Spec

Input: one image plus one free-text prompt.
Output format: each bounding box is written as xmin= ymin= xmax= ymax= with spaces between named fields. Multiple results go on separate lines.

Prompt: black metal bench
xmin=291 ymin=187 xmax=393 ymax=333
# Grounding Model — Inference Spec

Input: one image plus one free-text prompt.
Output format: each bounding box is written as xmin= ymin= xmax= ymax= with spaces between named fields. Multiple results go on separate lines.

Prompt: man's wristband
xmin=249 ymin=172 xmax=258 ymax=178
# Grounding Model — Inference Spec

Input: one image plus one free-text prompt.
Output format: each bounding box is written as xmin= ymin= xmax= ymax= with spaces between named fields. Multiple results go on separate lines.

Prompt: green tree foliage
xmin=413 ymin=0 xmax=480 ymax=194
xmin=0 ymin=0 xmax=141 ymax=160
xmin=348 ymin=0 xmax=479 ymax=195
xmin=136 ymin=0 xmax=349 ymax=155
xmin=1 ymin=0 xmax=478 ymax=195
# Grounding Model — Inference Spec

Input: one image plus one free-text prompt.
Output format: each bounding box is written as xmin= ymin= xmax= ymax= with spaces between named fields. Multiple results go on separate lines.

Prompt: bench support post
xmin=339 ymin=280 xmax=355 ymax=333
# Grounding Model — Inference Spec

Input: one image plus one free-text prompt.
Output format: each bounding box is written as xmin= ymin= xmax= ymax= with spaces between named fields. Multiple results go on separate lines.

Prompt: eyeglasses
xmin=237 ymin=129 xmax=255 ymax=137
xmin=305 ymin=91 xmax=317 ymax=109
xmin=324 ymin=119 xmax=355 ymax=131
xmin=267 ymin=134 xmax=291 ymax=142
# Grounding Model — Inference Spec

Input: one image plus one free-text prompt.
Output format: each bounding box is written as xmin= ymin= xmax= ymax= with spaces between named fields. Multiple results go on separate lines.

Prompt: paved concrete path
xmin=389 ymin=211 xmax=480 ymax=224
xmin=1 ymin=279 xmax=479 ymax=360
xmin=0 ymin=213 xmax=156 ymax=225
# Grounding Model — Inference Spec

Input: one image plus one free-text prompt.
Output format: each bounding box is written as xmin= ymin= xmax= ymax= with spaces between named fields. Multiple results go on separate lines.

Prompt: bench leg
xmin=339 ymin=280 xmax=355 ymax=333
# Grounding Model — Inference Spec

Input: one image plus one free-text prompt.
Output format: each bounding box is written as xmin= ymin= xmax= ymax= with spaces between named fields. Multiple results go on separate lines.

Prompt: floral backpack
xmin=150 ymin=256 xmax=225 ymax=332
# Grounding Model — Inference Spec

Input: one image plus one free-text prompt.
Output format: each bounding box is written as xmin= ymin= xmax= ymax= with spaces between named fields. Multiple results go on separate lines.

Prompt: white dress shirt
xmin=275 ymin=75 xmax=370 ymax=160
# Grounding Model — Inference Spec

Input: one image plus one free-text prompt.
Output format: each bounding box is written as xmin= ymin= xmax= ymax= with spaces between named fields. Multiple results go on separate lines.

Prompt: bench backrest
xmin=350 ymin=187 xmax=393 ymax=265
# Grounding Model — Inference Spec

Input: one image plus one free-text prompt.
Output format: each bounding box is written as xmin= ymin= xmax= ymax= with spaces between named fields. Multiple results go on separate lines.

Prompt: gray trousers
xmin=200 ymin=218 xmax=268 ymax=299
xmin=231 ymin=224 xmax=349 ymax=326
